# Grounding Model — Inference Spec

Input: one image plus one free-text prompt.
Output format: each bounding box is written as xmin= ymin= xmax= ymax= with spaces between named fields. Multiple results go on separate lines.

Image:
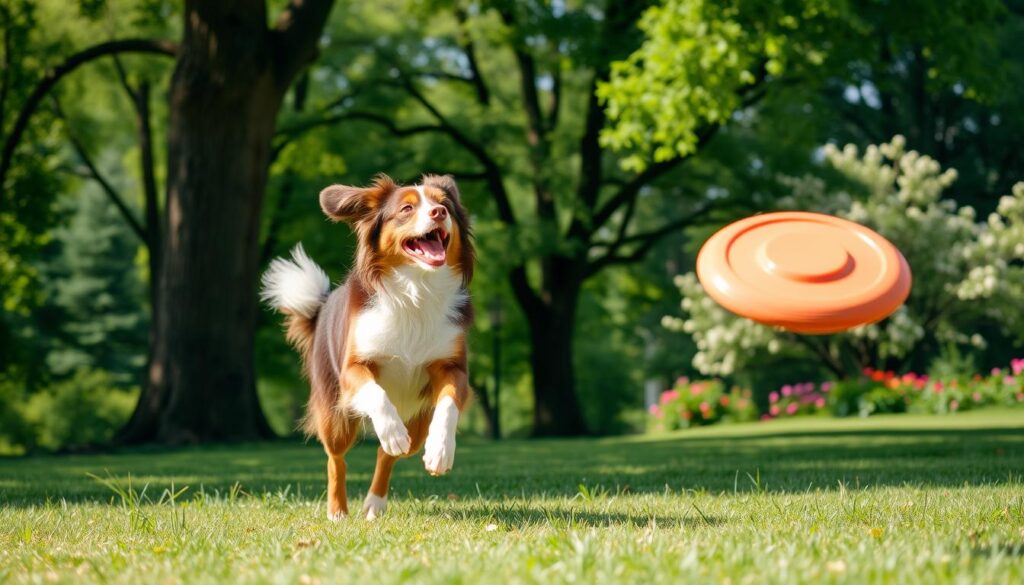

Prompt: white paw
xmin=374 ymin=414 xmax=411 ymax=456
xmin=327 ymin=509 xmax=347 ymax=522
xmin=362 ymin=493 xmax=388 ymax=521
xmin=422 ymin=431 xmax=455 ymax=476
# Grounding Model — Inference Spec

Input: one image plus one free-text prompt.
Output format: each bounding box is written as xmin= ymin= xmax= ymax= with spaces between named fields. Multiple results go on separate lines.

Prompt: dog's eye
xmin=401 ymin=204 xmax=414 ymax=214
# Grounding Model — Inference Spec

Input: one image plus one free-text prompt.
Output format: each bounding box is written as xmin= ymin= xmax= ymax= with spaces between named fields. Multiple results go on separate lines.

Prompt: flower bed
xmin=648 ymin=378 xmax=758 ymax=431
xmin=650 ymin=358 xmax=1024 ymax=431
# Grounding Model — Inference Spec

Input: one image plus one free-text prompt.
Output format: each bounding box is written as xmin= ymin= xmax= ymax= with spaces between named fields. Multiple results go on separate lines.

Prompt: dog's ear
xmin=319 ymin=174 xmax=396 ymax=223
xmin=421 ymin=174 xmax=463 ymax=207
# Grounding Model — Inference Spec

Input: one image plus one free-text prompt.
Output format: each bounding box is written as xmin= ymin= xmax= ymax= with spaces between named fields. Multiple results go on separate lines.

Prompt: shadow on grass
xmin=436 ymin=501 xmax=723 ymax=529
xmin=1 ymin=418 xmax=1021 ymax=507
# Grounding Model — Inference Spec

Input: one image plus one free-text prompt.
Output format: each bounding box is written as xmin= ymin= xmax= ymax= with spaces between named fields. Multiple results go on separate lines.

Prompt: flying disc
xmin=696 ymin=211 xmax=911 ymax=334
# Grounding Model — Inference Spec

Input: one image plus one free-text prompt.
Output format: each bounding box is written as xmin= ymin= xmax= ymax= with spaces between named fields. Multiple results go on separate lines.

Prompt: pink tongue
xmin=417 ymin=238 xmax=445 ymax=258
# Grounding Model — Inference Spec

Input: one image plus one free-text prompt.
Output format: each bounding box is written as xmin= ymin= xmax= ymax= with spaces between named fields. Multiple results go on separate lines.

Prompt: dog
xmin=260 ymin=174 xmax=474 ymax=520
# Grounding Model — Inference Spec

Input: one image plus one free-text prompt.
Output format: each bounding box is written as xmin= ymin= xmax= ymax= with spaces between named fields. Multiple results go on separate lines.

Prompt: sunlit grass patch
xmin=1 ymin=409 xmax=1022 ymax=584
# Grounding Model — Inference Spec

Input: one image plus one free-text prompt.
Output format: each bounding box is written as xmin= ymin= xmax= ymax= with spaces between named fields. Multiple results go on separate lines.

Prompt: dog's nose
xmin=430 ymin=205 xmax=448 ymax=221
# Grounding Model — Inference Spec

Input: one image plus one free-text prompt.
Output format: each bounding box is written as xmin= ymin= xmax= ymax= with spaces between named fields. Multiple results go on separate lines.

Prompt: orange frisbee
xmin=696 ymin=211 xmax=911 ymax=334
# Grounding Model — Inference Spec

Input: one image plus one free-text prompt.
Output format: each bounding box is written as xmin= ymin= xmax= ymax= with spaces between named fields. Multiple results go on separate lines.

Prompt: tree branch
xmin=509 ymin=264 xmax=542 ymax=318
xmin=271 ymin=0 xmax=337 ymax=87
xmin=51 ymin=97 xmax=148 ymax=245
xmin=0 ymin=8 xmax=12 ymax=134
xmin=133 ymin=81 xmax=161 ymax=258
xmin=0 ymin=38 xmax=177 ymax=204
xmin=589 ymin=124 xmax=720 ymax=233
xmin=584 ymin=200 xmax=716 ymax=277
xmin=584 ymin=59 xmax=771 ymax=237
xmin=454 ymin=7 xmax=491 ymax=106
xmin=547 ymin=65 xmax=562 ymax=132
xmin=396 ymin=75 xmax=517 ymax=225
xmin=278 ymin=110 xmax=447 ymax=140
xmin=495 ymin=6 xmax=556 ymax=222
xmin=791 ymin=334 xmax=846 ymax=379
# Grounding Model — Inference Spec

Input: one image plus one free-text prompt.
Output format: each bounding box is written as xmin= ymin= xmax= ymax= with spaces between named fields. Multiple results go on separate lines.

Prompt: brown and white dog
xmin=260 ymin=174 xmax=473 ymax=521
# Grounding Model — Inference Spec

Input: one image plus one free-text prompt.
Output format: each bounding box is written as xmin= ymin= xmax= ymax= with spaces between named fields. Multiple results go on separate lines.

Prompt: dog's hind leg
xmin=320 ymin=416 xmax=357 ymax=521
xmin=362 ymin=411 xmax=430 ymax=520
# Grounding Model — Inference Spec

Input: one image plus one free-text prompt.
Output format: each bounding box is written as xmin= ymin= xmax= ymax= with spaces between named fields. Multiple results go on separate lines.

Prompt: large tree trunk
xmin=523 ymin=266 xmax=588 ymax=437
xmin=119 ymin=1 xmax=332 ymax=443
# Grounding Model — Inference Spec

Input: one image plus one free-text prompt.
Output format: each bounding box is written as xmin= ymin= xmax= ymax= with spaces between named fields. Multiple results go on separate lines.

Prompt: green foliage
xmin=826 ymin=377 xmax=904 ymax=418
xmin=35 ymin=188 xmax=148 ymax=382
xmin=599 ymin=0 xmax=845 ymax=170
xmin=0 ymin=368 xmax=137 ymax=453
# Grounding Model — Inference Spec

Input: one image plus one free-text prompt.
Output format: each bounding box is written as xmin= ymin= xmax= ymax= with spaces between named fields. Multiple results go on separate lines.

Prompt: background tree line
xmin=1 ymin=0 xmax=1022 ymax=451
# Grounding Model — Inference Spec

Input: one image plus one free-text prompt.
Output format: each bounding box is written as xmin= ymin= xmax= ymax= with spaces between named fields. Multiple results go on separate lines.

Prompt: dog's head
xmin=320 ymin=174 xmax=473 ymax=287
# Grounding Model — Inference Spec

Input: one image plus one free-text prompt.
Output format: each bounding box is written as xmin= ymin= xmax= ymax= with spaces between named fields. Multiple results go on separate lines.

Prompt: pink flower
xmin=769 ymin=391 xmax=779 ymax=403
xmin=1016 ymin=392 xmax=1024 ymax=402
xmin=719 ymin=396 xmax=731 ymax=407
xmin=781 ymin=385 xmax=793 ymax=397
xmin=660 ymin=390 xmax=679 ymax=404
xmin=815 ymin=397 xmax=826 ymax=408
xmin=786 ymin=403 xmax=798 ymax=415
xmin=761 ymin=414 xmax=772 ymax=421
xmin=862 ymin=367 xmax=874 ymax=376
xmin=1011 ymin=359 xmax=1024 ymax=376
xmin=770 ymin=405 xmax=780 ymax=416
xmin=972 ymin=392 xmax=983 ymax=403
xmin=992 ymin=368 xmax=1002 ymax=376
xmin=950 ymin=399 xmax=960 ymax=411
xmin=820 ymin=382 xmax=833 ymax=393
xmin=690 ymin=383 xmax=705 ymax=396
xmin=675 ymin=376 xmax=690 ymax=386
xmin=699 ymin=401 xmax=711 ymax=413
xmin=933 ymin=381 xmax=944 ymax=393
xmin=648 ymin=404 xmax=662 ymax=417
xmin=1004 ymin=376 xmax=1015 ymax=386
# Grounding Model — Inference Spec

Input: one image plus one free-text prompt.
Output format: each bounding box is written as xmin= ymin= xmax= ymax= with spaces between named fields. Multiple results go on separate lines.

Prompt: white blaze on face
xmin=414 ymin=186 xmax=453 ymax=235
xmin=402 ymin=186 xmax=454 ymax=270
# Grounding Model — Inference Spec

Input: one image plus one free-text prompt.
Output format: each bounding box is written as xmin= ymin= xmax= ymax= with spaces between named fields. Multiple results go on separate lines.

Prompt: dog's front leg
xmin=423 ymin=358 xmax=469 ymax=476
xmin=346 ymin=362 xmax=411 ymax=456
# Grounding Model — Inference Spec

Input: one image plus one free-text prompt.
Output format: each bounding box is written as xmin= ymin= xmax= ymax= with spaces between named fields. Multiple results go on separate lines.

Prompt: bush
xmin=649 ymin=378 xmax=758 ymax=431
xmin=3 ymin=369 xmax=137 ymax=452
xmin=0 ymin=379 xmax=33 ymax=455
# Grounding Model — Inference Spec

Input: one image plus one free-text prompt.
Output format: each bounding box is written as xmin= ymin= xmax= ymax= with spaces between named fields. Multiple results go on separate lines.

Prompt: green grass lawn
xmin=2 ymin=409 xmax=1023 ymax=584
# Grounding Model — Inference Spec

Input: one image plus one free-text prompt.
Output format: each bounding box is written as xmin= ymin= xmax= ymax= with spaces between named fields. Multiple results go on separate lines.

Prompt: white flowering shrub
xmin=665 ymin=136 xmax=1024 ymax=376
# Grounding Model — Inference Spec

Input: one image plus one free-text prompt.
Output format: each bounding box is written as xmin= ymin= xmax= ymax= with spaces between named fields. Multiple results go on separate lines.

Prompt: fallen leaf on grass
xmin=826 ymin=560 xmax=847 ymax=574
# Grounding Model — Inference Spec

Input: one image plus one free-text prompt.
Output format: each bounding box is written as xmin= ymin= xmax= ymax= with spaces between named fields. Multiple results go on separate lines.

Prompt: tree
xmin=119 ymin=0 xmax=337 ymax=443
xmin=2 ymin=0 xmax=339 ymax=443
xmin=275 ymin=0 xmax=787 ymax=435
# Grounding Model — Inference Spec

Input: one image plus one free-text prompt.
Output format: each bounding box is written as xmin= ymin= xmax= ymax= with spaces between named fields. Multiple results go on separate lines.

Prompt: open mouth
xmin=402 ymin=228 xmax=450 ymax=267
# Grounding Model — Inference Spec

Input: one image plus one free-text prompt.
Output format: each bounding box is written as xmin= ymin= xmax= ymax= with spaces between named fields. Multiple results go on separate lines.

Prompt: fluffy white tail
xmin=260 ymin=244 xmax=330 ymax=319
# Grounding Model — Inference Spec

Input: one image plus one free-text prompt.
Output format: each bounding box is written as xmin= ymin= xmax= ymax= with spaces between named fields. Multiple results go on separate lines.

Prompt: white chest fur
xmin=352 ymin=266 xmax=466 ymax=420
